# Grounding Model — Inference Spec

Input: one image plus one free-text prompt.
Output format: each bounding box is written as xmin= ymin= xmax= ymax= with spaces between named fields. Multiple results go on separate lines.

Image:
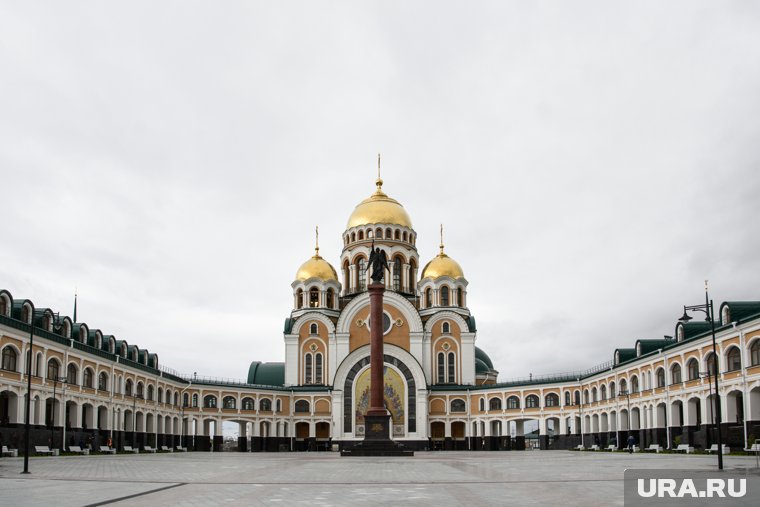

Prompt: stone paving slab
xmin=1 ymin=451 xmax=758 ymax=506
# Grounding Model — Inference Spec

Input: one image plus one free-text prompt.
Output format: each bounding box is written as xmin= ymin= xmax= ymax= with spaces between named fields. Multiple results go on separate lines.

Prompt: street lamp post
xmin=21 ymin=318 xmax=35 ymax=474
xmin=49 ymin=376 xmax=68 ymax=451
xmin=679 ymin=281 xmax=723 ymax=470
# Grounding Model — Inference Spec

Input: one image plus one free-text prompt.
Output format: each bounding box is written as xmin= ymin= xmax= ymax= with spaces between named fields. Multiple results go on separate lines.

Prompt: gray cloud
xmin=2 ymin=1 xmax=759 ymax=380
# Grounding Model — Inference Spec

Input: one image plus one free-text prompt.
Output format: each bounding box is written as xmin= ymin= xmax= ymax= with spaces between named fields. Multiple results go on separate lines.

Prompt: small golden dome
xmin=421 ymin=233 xmax=465 ymax=279
xmin=295 ymin=248 xmax=338 ymax=282
xmin=421 ymin=252 xmax=465 ymax=279
xmin=346 ymin=178 xmax=413 ymax=229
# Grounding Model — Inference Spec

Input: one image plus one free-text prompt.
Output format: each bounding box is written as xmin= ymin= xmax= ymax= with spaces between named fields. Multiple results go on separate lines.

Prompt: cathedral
xmin=1 ymin=174 xmax=759 ymax=454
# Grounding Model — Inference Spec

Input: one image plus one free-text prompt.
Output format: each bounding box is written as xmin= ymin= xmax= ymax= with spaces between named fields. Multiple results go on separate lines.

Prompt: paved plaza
xmin=1 ymin=451 xmax=758 ymax=506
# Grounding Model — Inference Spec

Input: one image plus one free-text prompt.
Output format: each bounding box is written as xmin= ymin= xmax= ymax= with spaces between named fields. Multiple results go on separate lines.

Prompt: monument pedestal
xmin=340 ymin=414 xmax=413 ymax=456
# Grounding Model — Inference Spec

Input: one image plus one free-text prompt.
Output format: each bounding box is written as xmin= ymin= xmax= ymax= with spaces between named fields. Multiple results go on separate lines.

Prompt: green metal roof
xmin=475 ymin=346 xmax=494 ymax=369
xmin=721 ymin=301 xmax=760 ymax=323
xmin=247 ymin=361 xmax=285 ymax=386
xmin=614 ymin=348 xmax=636 ymax=364
xmin=635 ymin=338 xmax=674 ymax=356
xmin=475 ymin=358 xmax=490 ymax=374
xmin=466 ymin=315 xmax=477 ymax=332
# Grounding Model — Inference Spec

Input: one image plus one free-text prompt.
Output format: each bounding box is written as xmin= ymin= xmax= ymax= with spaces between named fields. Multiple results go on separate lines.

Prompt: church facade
xmin=1 ymin=177 xmax=760 ymax=453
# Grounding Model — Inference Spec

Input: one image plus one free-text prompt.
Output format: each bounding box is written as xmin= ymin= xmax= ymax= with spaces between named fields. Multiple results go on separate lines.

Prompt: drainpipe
xmin=732 ymin=322 xmax=749 ymax=451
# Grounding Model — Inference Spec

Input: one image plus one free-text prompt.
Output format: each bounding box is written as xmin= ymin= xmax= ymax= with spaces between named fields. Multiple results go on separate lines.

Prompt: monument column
xmin=367 ymin=282 xmax=388 ymax=418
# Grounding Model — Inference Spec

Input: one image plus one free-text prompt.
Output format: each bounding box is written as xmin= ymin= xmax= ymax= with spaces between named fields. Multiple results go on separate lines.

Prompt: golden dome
xmin=421 ymin=242 xmax=465 ymax=279
xmin=295 ymin=247 xmax=338 ymax=282
xmin=346 ymin=178 xmax=413 ymax=229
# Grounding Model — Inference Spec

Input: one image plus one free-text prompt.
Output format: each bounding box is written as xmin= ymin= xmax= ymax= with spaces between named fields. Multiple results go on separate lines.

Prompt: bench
xmin=589 ymin=445 xmax=600 ymax=451
xmin=176 ymin=446 xmax=188 ymax=452
xmin=2 ymin=445 xmax=18 ymax=457
xmin=68 ymin=445 xmax=90 ymax=455
xmin=743 ymin=443 xmax=760 ymax=452
xmin=707 ymin=444 xmax=730 ymax=454
xmin=160 ymin=446 xmax=173 ymax=452
xmin=123 ymin=446 xmax=139 ymax=454
xmin=99 ymin=446 xmax=116 ymax=454
xmin=644 ymin=444 xmax=662 ymax=453
xmin=143 ymin=446 xmax=157 ymax=453
xmin=674 ymin=444 xmax=694 ymax=454
xmin=605 ymin=444 xmax=617 ymax=452
xmin=35 ymin=446 xmax=58 ymax=456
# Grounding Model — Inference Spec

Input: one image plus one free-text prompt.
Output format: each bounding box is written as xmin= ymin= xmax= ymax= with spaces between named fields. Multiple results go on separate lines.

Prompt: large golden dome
xmin=295 ymin=249 xmax=338 ymax=282
xmin=346 ymin=178 xmax=413 ymax=229
xmin=421 ymin=247 xmax=465 ymax=279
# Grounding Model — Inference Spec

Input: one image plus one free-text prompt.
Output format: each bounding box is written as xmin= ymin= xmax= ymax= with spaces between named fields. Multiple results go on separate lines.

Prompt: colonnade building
xmin=1 ymin=177 xmax=759 ymax=452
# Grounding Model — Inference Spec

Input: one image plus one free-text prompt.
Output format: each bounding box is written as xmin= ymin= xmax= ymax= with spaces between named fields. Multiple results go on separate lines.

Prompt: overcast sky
xmin=2 ymin=1 xmax=759 ymax=383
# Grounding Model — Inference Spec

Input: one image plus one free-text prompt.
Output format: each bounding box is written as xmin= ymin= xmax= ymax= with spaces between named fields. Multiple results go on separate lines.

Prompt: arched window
xmin=656 ymin=368 xmax=665 ymax=388
xmin=358 ymin=230 xmax=364 ymax=240
xmin=507 ymin=396 xmax=520 ymax=409
xmin=457 ymin=287 xmax=464 ymax=307
xmin=98 ymin=372 xmax=108 ymax=391
xmin=326 ymin=289 xmax=334 ymax=308
xmin=479 ymin=398 xmax=485 ymax=411
xmin=489 ymin=397 xmax=502 ymax=411
xmin=447 ymin=352 xmax=456 ymax=383
xmin=259 ymin=398 xmax=272 ymax=411
xmin=350 ymin=232 xmax=356 ymax=242
xmin=295 ymin=400 xmax=310 ymax=413
xmin=147 ymin=385 xmax=154 ymax=401
xmin=704 ymin=353 xmax=717 ymax=376
xmin=183 ymin=393 xmax=189 ymax=407
xmin=223 ymin=396 xmax=236 ymax=409
xmin=721 ymin=305 xmax=730 ymax=325
xmin=357 ymin=258 xmax=367 ymax=291
xmin=242 ymin=397 xmax=254 ymax=410
xmin=304 ymin=353 xmax=313 ymax=384
xmin=67 ymin=363 xmax=78 ymax=385
xmin=192 ymin=394 xmax=198 ymax=407
xmin=309 ymin=323 xmax=318 ymax=335
xmin=437 ymin=352 xmax=445 ymax=383
xmin=392 ymin=257 xmax=401 ymax=291
xmin=751 ymin=340 xmax=760 ymax=366
xmin=583 ymin=389 xmax=589 ymax=404
xmin=591 ymin=387 xmax=597 ymax=402
xmin=158 ymin=387 xmax=163 ymax=403
xmin=619 ymin=379 xmax=627 ymax=394
xmin=136 ymin=382 xmax=144 ymax=398
xmin=296 ymin=289 xmax=303 ymax=309
xmin=402 ymin=231 xmax=408 ymax=241
xmin=545 ymin=393 xmax=559 ymax=407
xmin=386 ymin=228 xmax=393 ymax=239
xmin=376 ymin=228 xmax=383 ymax=239
xmin=726 ymin=346 xmax=741 ymax=372
xmin=315 ymin=353 xmax=323 ymax=384
xmin=394 ymin=229 xmax=400 ymax=240
xmin=276 ymin=399 xmax=282 ymax=412
xmin=610 ymin=381 xmax=616 ymax=398
xmin=426 ymin=288 xmax=433 ymax=308
xmin=450 ymin=399 xmax=466 ymax=412
xmin=600 ymin=385 xmax=607 ymax=400
xmin=564 ymin=391 xmax=571 ymax=406
xmin=174 ymin=392 xmax=179 ymax=406
xmin=671 ymin=363 xmax=682 ymax=384
xmin=630 ymin=376 xmax=639 ymax=393
xmin=574 ymin=390 xmax=580 ymax=405
xmin=1 ymin=347 xmax=17 ymax=372
xmin=442 ymin=322 xmax=450 ymax=334
xmin=125 ymin=379 xmax=133 ymax=396
xmin=203 ymin=395 xmax=217 ymax=408
xmin=440 ymin=286 xmax=450 ymax=306
xmin=83 ymin=368 xmax=93 ymax=388
xmin=526 ymin=395 xmax=540 ymax=408
xmin=309 ymin=287 xmax=319 ymax=308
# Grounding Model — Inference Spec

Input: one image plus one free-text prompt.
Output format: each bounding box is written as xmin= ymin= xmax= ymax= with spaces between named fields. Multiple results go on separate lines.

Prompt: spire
xmin=374 ymin=153 xmax=384 ymax=194
xmin=73 ymin=288 xmax=78 ymax=323
xmin=314 ymin=225 xmax=320 ymax=257
xmin=439 ymin=224 xmax=445 ymax=255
